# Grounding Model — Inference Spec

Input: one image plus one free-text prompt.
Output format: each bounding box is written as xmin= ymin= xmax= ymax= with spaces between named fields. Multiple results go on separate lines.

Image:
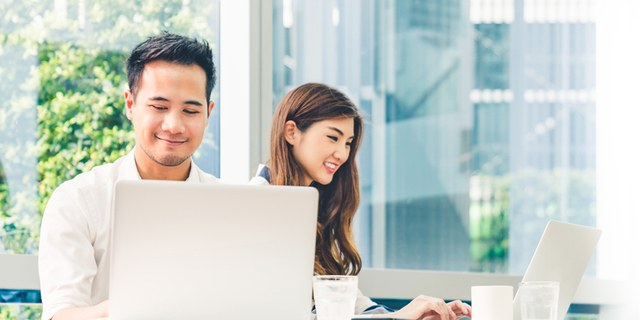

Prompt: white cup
xmin=472 ymin=285 xmax=513 ymax=320
xmin=313 ymin=275 xmax=358 ymax=320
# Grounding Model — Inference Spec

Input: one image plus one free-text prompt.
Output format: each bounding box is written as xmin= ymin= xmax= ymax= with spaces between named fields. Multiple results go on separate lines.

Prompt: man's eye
xmin=151 ymin=105 xmax=166 ymax=111
xmin=184 ymin=109 xmax=199 ymax=115
xmin=327 ymin=136 xmax=338 ymax=142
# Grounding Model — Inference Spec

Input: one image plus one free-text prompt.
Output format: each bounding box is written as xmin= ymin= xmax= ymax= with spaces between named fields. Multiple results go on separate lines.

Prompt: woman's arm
xmin=367 ymin=296 xmax=471 ymax=320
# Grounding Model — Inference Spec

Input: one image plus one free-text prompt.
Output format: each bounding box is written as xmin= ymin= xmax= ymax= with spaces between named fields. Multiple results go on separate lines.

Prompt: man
xmin=38 ymin=33 xmax=217 ymax=320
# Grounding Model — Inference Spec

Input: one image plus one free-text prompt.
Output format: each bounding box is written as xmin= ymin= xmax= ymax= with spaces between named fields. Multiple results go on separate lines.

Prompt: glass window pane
xmin=0 ymin=1 xmax=220 ymax=257
xmin=272 ymin=0 xmax=597 ymax=275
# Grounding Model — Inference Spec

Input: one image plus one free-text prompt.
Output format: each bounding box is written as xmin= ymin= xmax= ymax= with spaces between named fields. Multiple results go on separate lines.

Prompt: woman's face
xmin=286 ymin=117 xmax=355 ymax=186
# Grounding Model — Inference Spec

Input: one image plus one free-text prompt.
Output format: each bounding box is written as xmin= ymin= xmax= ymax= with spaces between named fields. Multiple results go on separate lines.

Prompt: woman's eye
xmin=346 ymin=141 xmax=352 ymax=147
xmin=151 ymin=105 xmax=166 ymax=111
xmin=327 ymin=136 xmax=338 ymax=142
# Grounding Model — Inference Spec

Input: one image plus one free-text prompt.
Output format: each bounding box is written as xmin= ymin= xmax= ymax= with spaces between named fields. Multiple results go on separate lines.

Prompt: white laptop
xmin=513 ymin=220 xmax=602 ymax=320
xmin=109 ymin=180 xmax=319 ymax=320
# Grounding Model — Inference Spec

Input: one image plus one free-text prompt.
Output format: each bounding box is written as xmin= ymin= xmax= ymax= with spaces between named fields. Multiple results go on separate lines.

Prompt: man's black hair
xmin=126 ymin=32 xmax=216 ymax=103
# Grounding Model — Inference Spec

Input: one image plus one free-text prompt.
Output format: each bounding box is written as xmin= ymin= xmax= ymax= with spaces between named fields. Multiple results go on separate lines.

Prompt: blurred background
xmin=1 ymin=0 xmax=637 ymax=318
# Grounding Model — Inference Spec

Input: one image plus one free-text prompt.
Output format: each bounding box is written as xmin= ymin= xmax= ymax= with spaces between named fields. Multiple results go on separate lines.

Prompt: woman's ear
xmin=284 ymin=120 xmax=298 ymax=145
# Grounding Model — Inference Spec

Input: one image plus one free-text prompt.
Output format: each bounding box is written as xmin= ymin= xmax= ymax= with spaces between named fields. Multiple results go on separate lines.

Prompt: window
xmin=272 ymin=0 xmax=598 ymax=276
xmin=0 ymin=0 xmax=220 ymax=316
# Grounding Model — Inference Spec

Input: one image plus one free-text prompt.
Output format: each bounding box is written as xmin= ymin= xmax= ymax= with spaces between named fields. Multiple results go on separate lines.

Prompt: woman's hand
xmin=388 ymin=295 xmax=471 ymax=320
xmin=446 ymin=300 xmax=472 ymax=319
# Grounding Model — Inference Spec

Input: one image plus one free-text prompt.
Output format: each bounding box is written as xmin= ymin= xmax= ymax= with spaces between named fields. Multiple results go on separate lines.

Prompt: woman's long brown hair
xmin=269 ymin=83 xmax=363 ymax=276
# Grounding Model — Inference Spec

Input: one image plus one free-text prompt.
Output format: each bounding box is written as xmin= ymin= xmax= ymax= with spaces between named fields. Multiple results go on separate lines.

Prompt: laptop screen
xmin=110 ymin=181 xmax=319 ymax=319
xmin=513 ymin=220 xmax=601 ymax=320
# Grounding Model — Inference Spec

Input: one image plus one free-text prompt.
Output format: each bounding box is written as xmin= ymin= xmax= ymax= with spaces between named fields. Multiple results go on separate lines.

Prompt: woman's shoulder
xmin=249 ymin=164 xmax=271 ymax=185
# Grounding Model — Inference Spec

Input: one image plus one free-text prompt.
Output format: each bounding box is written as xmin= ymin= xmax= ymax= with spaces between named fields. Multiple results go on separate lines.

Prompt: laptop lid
xmin=513 ymin=220 xmax=602 ymax=320
xmin=109 ymin=180 xmax=318 ymax=320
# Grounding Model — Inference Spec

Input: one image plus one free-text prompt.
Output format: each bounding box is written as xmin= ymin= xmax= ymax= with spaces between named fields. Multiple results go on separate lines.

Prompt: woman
xmin=251 ymin=83 xmax=471 ymax=320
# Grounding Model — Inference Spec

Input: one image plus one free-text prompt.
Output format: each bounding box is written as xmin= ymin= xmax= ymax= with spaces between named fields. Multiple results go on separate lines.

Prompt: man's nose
xmin=161 ymin=111 xmax=186 ymax=134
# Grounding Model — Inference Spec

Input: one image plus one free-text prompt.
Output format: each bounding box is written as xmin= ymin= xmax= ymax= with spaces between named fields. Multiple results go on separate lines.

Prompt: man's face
xmin=125 ymin=60 xmax=214 ymax=169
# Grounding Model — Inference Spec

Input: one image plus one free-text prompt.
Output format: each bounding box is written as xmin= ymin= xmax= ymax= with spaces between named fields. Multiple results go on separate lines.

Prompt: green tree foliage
xmin=0 ymin=305 xmax=41 ymax=320
xmin=1 ymin=1 xmax=217 ymax=318
xmin=470 ymin=169 xmax=596 ymax=273
xmin=0 ymin=161 xmax=8 ymax=252
xmin=1 ymin=0 xmax=217 ymax=255
xmin=0 ymin=40 xmax=134 ymax=254
xmin=0 ymin=33 xmax=39 ymax=255
xmin=36 ymin=41 xmax=134 ymax=217
xmin=0 ymin=41 xmax=134 ymax=320
xmin=470 ymin=175 xmax=510 ymax=273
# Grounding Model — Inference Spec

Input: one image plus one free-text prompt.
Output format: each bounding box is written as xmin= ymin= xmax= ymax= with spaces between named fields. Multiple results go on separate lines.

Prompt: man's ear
xmin=284 ymin=120 xmax=298 ymax=146
xmin=124 ymin=90 xmax=135 ymax=120
xmin=207 ymin=101 xmax=215 ymax=119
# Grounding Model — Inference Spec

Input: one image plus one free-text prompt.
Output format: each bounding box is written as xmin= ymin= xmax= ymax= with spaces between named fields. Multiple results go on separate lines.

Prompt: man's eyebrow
xmin=149 ymin=96 xmax=203 ymax=107
xmin=149 ymin=96 xmax=169 ymax=102
xmin=184 ymin=100 xmax=203 ymax=107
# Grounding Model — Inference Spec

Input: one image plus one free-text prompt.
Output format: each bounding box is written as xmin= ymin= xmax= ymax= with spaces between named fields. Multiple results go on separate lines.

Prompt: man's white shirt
xmin=38 ymin=149 xmax=217 ymax=320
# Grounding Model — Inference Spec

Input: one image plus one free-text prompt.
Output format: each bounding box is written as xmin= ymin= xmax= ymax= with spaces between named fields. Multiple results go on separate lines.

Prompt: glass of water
xmin=313 ymin=275 xmax=358 ymax=320
xmin=519 ymin=281 xmax=560 ymax=320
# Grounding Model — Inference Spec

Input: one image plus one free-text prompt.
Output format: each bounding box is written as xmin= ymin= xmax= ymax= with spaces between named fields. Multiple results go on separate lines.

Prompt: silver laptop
xmin=109 ymin=180 xmax=319 ymax=320
xmin=513 ymin=220 xmax=602 ymax=320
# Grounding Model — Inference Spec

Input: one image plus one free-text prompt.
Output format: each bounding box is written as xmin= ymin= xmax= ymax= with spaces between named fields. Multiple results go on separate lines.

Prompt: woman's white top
xmin=249 ymin=164 xmax=392 ymax=316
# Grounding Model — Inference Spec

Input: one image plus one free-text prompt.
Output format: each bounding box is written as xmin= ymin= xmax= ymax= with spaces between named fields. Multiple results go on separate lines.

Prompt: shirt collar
xmin=185 ymin=159 xmax=201 ymax=182
xmin=120 ymin=147 xmax=202 ymax=182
